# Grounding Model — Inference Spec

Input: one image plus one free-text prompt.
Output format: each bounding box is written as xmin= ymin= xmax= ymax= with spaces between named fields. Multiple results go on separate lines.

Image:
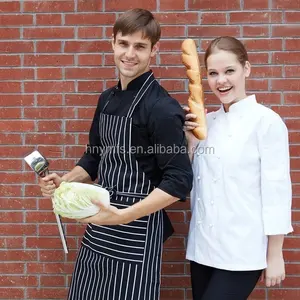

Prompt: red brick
xmin=160 ymin=289 xmax=185 ymax=300
xmin=201 ymin=13 xmax=227 ymax=24
xmin=64 ymin=146 xmax=86 ymax=158
xmin=64 ymin=41 xmax=111 ymax=53
xmin=0 ymin=41 xmax=34 ymax=53
xmin=188 ymin=26 xmax=240 ymax=37
xmin=78 ymin=27 xmax=103 ymax=39
xmin=24 ymin=107 xmax=75 ymax=119
xmin=285 ymin=66 xmax=300 ymax=77
xmin=0 ymin=185 xmax=22 ymax=197
xmin=0 ymin=69 xmax=34 ymax=80
xmin=0 ymin=172 xmax=35 ymax=184
xmin=273 ymin=52 xmax=300 ymax=64
xmin=0 ymin=120 xmax=35 ymax=132
xmin=272 ymin=25 xmax=300 ymax=37
xmin=251 ymin=66 xmax=282 ymax=78
xmin=155 ymin=13 xmax=199 ymax=24
xmin=0 ymin=94 xmax=34 ymax=106
xmin=78 ymin=81 xmax=103 ymax=92
xmin=24 ymin=28 xmax=74 ymax=39
xmin=0 ymin=1 xmax=20 ymax=12
xmin=27 ymin=287 xmax=68 ymax=299
xmin=65 ymin=94 xmax=98 ymax=106
xmin=160 ymin=80 xmax=185 ymax=91
xmin=106 ymin=0 xmax=156 ymax=11
xmin=24 ymin=1 xmax=74 ymax=12
xmin=284 ymin=93 xmax=300 ymax=104
xmin=160 ymin=0 xmax=185 ymax=10
xmin=272 ymin=79 xmax=300 ymax=91
xmin=243 ymin=26 xmax=269 ymax=37
xmin=0 ymin=55 xmax=20 ymax=66
xmin=161 ymin=26 xmax=186 ymax=37
xmin=161 ymin=275 xmax=190 ymax=288
xmin=36 ymin=14 xmax=62 ymax=25
xmin=0 ymin=158 xmax=22 ymax=169
xmin=273 ymin=0 xmax=300 ymax=9
xmin=25 ymin=133 xmax=76 ymax=145
xmin=230 ymin=12 xmax=282 ymax=23
xmin=160 ymin=53 xmax=182 ymax=65
xmin=65 ymin=120 xmax=91 ymax=132
xmin=36 ymin=146 xmax=63 ymax=158
xmin=65 ymin=13 xmax=115 ymax=25
xmin=1 ymin=250 xmax=37 ymax=261
xmin=37 ymin=94 xmax=63 ymax=106
xmin=77 ymin=0 xmax=102 ymax=11
xmin=36 ymin=41 xmax=62 ymax=53
xmin=0 ymin=276 xmax=38 ymax=287
xmin=0 ymin=198 xmax=36 ymax=210
xmin=0 ymin=82 xmax=21 ymax=93
xmin=24 ymin=81 xmax=75 ymax=93
xmin=0 ymin=28 xmax=20 ymax=39
xmin=188 ymin=0 xmax=240 ymax=10
xmin=0 ymin=108 xmax=22 ymax=119
xmin=244 ymin=39 xmax=282 ymax=50
xmin=162 ymin=263 xmax=185 ymax=274
xmin=65 ymin=67 xmax=115 ymax=79
xmin=78 ymin=54 xmax=103 ymax=66
xmin=48 ymin=159 xmax=76 ymax=171
xmin=159 ymin=40 xmax=183 ymax=51
xmin=37 ymin=68 xmax=62 ymax=80
xmin=244 ymin=0 xmax=269 ymax=9
xmin=286 ymin=39 xmax=300 ymax=51
xmin=0 ymin=212 xmax=23 ymax=223
xmin=152 ymin=66 xmax=187 ymax=79
xmin=40 ymin=276 xmax=65 ymax=287
xmin=0 ymin=14 xmax=33 ymax=25
xmin=37 ymin=120 xmax=62 ymax=132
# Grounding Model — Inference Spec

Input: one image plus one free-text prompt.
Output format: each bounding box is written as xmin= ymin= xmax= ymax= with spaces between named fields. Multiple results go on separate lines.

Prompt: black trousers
xmin=190 ymin=261 xmax=263 ymax=300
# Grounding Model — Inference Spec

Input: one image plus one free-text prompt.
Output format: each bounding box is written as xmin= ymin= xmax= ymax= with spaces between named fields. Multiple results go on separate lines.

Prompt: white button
xmin=209 ymin=224 xmax=213 ymax=228
xmin=213 ymin=178 xmax=217 ymax=183
xmin=197 ymin=220 xmax=202 ymax=225
xmin=210 ymin=201 xmax=214 ymax=205
xmin=197 ymin=152 xmax=200 ymax=156
xmin=197 ymin=176 xmax=201 ymax=180
xmin=197 ymin=197 xmax=201 ymax=202
xmin=228 ymin=134 xmax=232 ymax=137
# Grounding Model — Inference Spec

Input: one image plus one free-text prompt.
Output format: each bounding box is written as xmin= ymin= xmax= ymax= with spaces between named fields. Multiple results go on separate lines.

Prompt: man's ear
xmin=151 ymin=42 xmax=159 ymax=57
xmin=111 ymin=34 xmax=115 ymax=51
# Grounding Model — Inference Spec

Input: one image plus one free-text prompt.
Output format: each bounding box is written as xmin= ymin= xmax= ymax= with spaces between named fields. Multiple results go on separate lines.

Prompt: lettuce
xmin=52 ymin=182 xmax=110 ymax=219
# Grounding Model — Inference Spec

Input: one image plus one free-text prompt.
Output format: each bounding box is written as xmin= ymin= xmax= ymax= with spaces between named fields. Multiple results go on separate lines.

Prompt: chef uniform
xmin=68 ymin=70 xmax=193 ymax=300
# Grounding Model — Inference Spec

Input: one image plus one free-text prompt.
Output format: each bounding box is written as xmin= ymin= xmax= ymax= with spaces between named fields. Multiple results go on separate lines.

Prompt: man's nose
xmin=125 ymin=46 xmax=135 ymax=58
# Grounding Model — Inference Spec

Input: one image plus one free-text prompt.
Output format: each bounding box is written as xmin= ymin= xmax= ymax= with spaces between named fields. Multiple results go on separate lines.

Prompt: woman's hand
xmin=182 ymin=106 xmax=201 ymax=147
xmin=261 ymin=252 xmax=285 ymax=287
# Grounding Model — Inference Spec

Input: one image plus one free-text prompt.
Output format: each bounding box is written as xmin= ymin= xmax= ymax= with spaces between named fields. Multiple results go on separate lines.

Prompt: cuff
xmin=263 ymin=206 xmax=293 ymax=235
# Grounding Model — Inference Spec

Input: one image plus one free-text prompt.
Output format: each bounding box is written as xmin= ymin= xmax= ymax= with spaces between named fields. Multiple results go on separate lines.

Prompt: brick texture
xmin=1 ymin=1 xmax=300 ymax=299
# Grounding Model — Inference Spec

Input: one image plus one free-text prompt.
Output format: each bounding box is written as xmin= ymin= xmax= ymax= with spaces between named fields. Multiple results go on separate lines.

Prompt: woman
xmin=184 ymin=36 xmax=293 ymax=300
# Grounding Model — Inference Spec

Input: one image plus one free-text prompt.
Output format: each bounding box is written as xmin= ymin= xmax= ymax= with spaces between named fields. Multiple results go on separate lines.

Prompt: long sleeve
xmin=148 ymin=97 xmax=193 ymax=200
xmin=258 ymin=112 xmax=293 ymax=235
xmin=76 ymin=96 xmax=103 ymax=181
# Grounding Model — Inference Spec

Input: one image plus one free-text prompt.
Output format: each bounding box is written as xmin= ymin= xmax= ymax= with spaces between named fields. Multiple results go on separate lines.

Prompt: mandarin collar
xmin=116 ymin=70 xmax=153 ymax=91
xmin=220 ymin=94 xmax=257 ymax=114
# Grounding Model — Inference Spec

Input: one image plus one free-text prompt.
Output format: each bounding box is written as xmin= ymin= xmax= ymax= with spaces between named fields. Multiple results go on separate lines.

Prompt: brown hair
xmin=204 ymin=36 xmax=249 ymax=68
xmin=113 ymin=8 xmax=161 ymax=47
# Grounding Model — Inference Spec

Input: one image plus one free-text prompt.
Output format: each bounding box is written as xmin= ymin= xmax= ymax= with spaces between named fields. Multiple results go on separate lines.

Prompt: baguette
xmin=181 ymin=39 xmax=207 ymax=140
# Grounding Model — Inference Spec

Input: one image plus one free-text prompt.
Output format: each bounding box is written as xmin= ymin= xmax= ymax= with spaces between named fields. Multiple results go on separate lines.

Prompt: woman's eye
xmin=226 ymin=69 xmax=234 ymax=74
xmin=209 ymin=72 xmax=217 ymax=76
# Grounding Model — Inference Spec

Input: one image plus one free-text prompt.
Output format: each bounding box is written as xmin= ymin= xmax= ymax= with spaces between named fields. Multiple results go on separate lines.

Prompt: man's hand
xmin=77 ymin=199 xmax=130 ymax=226
xmin=261 ymin=252 xmax=285 ymax=287
xmin=39 ymin=173 xmax=63 ymax=197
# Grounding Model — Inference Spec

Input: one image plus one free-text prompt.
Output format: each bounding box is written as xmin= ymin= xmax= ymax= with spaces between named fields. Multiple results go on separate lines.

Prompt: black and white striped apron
xmin=68 ymin=73 xmax=164 ymax=300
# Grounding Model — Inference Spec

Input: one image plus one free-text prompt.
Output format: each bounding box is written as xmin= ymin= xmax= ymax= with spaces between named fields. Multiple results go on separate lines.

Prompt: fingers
xmin=266 ymin=275 xmax=285 ymax=287
xmin=38 ymin=175 xmax=57 ymax=198
xmin=185 ymin=113 xmax=197 ymax=121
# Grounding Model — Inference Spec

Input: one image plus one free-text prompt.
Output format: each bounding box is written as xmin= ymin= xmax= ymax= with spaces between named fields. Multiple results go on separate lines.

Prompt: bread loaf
xmin=181 ymin=39 xmax=207 ymax=140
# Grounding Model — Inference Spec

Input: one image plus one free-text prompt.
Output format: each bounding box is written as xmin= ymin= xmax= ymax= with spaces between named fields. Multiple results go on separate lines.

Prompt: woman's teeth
xmin=218 ymin=87 xmax=232 ymax=92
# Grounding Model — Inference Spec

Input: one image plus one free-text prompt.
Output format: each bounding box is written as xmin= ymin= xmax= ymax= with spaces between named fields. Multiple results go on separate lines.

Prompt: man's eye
xmin=136 ymin=45 xmax=145 ymax=49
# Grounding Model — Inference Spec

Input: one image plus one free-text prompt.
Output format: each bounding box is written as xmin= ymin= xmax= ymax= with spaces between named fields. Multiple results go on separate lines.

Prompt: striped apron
xmin=68 ymin=73 xmax=164 ymax=300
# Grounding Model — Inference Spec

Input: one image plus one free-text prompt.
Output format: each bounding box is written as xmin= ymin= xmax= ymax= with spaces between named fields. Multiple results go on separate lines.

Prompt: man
xmin=39 ymin=8 xmax=193 ymax=300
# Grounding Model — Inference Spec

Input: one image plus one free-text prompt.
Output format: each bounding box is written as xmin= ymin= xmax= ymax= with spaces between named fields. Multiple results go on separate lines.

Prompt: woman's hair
xmin=113 ymin=8 xmax=161 ymax=47
xmin=204 ymin=36 xmax=249 ymax=68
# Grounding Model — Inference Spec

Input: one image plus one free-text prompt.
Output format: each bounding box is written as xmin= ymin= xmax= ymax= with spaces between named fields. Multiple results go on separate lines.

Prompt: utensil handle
xmin=44 ymin=170 xmax=69 ymax=254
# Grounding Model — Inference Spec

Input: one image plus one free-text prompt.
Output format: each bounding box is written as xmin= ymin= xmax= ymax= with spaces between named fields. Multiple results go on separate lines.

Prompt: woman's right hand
xmin=39 ymin=173 xmax=63 ymax=198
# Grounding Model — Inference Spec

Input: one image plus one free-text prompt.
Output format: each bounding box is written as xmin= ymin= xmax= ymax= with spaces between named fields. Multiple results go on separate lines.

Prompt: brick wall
xmin=1 ymin=0 xmax=300 ymax=299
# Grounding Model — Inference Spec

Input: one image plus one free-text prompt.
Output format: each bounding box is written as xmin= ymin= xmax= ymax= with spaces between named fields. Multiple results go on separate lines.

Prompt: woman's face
xmin=206 ymin=49 xmax=251 ymax=106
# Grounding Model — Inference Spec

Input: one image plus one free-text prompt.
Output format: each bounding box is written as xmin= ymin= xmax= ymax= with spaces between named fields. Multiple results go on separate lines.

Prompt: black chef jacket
xmin=77 ymin=70 xmax=193 ymax=241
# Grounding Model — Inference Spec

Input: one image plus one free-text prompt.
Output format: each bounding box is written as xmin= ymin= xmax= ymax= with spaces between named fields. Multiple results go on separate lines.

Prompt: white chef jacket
xmin=186 ymin=94 xmax=293 ymax=271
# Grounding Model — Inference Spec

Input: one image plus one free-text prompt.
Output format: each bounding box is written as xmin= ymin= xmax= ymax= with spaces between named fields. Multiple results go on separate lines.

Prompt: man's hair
xmin=113 ymin=8 xmax=161 ymax=47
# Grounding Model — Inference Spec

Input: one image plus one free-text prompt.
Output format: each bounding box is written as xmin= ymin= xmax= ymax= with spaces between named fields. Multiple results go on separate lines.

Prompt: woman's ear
xmin=244 ymin=61 xmax=251 ymax=78
xmin=151 ymin=42 xmax=159 ymax=57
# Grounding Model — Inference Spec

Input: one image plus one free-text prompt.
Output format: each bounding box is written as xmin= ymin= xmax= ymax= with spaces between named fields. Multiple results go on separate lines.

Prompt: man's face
xmin=112 ymin=31 xmax=158 ymax=85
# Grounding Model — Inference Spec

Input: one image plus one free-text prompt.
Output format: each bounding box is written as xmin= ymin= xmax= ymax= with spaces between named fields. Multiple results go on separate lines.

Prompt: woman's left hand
xmin=77 ymin=199 xmax=130 ymax=225
xmin=262 ymin=253 xmax=285 ymax=287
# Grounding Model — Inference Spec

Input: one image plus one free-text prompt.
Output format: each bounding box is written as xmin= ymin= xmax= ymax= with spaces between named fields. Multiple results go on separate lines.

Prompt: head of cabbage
xmin=52 ymin=182 xmax=110 ymax=219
